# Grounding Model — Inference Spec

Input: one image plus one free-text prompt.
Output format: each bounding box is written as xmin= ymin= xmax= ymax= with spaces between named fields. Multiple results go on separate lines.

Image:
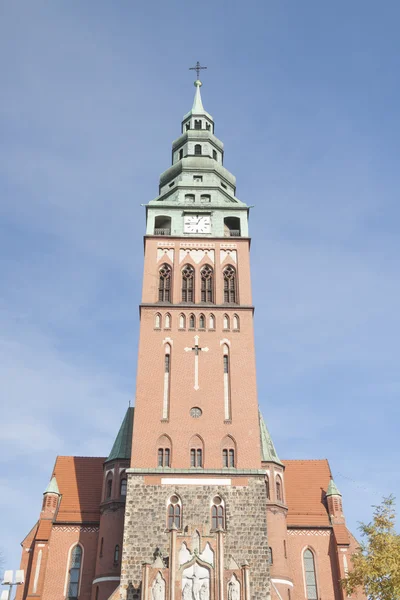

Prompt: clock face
xmin=184 ymin=215 xmax=211 ymax=234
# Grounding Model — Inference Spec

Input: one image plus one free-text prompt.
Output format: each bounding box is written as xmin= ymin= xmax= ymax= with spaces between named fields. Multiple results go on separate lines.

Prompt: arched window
xmin=95 ymin=586 xmax=99 ymax=600
xmin=189 ymin=313 xmax=196 ymax=329
xmin=209 ymin=314 xmax=215 ymax=329
xmin=105 ymin=474 xmax=113 ymax=500
xmin=164 ymin=313 xmax=171 ymax=329
xmin=303 ymin=549 xmax=318 ymax=600
xmin=194 ymin=144 xmax=202 ymax=155
xmin=268 ymin=547 xmax=273 ymax=565
xmin=158 ymin=264 xmax=172 ymax=302
xmin=199 ymin=314 xmax=205 ymax=329
xmin=114 ymin=545 xmax=120 ymax=565
xmin=200 ymin=265 xmax=214 ymax=303
xmin=67 ymin=545 xmax=82 ymax=600
xmin=223 ymin=266 xmax=237 ymax=303
xmin=99 ymin=537 xmax=104 ymax=557
xmin=224 ymin=216 xmax=241 ymax=237
xmin=276 ymin=475 xmax=283 ymax=502
xmin=179 ymin=148 xmax=183 ymax=160
xmin=185 ymin=193 xmax=195 ymax=203
xmin=157 ymin=435 xmax=172 ymax=467
xmin=211 ymin=496 xmax=225 ymax=529
xmin=194 ymin=119 xmax=202 ymax=130
xmin=213 ymin=149 xmax=217 ymax=160
xmin=155 ymin=313 xmax=161 ymax=329
xmin=167 ymin=494 xmax=182 ymax=529
xmin=233 ymin=314 xmax=240 ymax=330
xmin=265 ymin=476 xmax=270 ymax=500
xmin=182 ymin=265 xmax=195 ymax=302
xmin=223 ymin=314 xmax=230 ymax=330
xmin=120 ymin=478 xmax=127 ymax=496
xmin=222 ymin=343 xmax=231 ymax=421
xmin=179 ymin=313 xmax=186 ymax=329
xmin=189 ymin=435 xmax=204 ymax=467
xmin=200 ymin=194 xmax=211 ymax=203
xmin=222 ymin=435 xmax=236 ymax=468
xmin=154 ymin=215 xmax=171 ymax=236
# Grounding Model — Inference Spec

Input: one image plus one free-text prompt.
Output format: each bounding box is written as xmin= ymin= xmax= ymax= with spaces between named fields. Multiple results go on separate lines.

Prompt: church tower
xmin=121 ymin=73 xmax=271 ymax=600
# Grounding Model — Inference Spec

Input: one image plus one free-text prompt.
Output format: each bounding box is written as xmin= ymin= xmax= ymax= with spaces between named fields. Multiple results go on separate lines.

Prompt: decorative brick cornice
xmin=287 ymin=528 xmax=332 ymax=537
xmin=52 ymin=525 xmax=99 ymax=533
xmin=126 ymin=468 xmax=267 ymax=475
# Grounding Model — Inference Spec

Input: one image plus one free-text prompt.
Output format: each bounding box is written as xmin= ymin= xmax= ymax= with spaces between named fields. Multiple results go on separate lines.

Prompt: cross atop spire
xmin=189 ymin=61 xmax=207 ymax=81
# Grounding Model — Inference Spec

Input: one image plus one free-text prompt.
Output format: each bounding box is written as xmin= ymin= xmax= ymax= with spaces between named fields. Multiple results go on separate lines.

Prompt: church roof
xmin=52 ymin=456 xmax=105 ymax=523
xmin=259 ymin=411 xmax=283 ymax=466
xmin=283 ymin=459 xmax=333 ymax=527
xmin=106 ymin=407 xmax=134 ymax=462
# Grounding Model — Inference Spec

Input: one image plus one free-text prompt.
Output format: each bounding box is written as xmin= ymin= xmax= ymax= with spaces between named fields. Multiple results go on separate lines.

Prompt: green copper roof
xmin=326 ymin=479 xmax=342 ymax=497
xmin=259 ymin=410 xmax=283 ymax=466
xmin=106 ymin=407 xmax=134 ymax=462
xmin=44 ymin=476 xmax=60 ymax=495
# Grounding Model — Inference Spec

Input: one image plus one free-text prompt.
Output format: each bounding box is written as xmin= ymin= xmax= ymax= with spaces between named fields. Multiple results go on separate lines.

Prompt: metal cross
xmin=184 ymin=335 xmax=209 ymax=390
xmin=189 ymin=61 xmax=207 ymax=80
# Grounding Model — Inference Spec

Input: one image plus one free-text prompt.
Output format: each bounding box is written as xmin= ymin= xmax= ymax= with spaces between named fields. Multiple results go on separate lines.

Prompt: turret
xmin=326 ymin=479 xmax=345 ymax=525
xmin=260 ymin=412 xmax=293 ymax=599
xmin=93 ymin=407 xmax=134 ymax=600
xmin=40 ymin=476 xmax=60 ymax=520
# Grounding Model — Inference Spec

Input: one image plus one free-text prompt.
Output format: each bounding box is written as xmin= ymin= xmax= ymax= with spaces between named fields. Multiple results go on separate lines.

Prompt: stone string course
xmin=120 ymin=475 xmax=270 ymax=600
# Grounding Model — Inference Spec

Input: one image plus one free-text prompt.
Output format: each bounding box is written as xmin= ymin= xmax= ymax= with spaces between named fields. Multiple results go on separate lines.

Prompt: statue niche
xmin=151 ymin=572 xmax=166 ymax=600
xmin=227 ymin=574 xmax=240 ymax=600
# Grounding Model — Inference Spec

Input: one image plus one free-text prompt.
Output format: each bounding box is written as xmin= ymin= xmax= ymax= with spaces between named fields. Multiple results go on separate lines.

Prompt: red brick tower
xmin=121 ymin=75 xmax=271 ymax=600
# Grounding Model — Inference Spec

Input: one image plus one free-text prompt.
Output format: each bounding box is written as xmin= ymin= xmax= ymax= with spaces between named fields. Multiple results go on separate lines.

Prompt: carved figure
xmin=228 ymin=577 xmax=240 ymax=600
xmin=182 ymin=583 xmax=192 ymax=600
xmin=152 ymin=572 xmax=165 ymax=600
xmin=199 ymin=582 xmax=209 ymax=600
xmin=185 ymin=565 xmax=208 ymax=600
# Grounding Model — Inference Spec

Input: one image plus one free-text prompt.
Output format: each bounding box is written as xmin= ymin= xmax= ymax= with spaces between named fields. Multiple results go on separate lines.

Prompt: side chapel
xmin=15 ymin=73 xmax=365 ymax=600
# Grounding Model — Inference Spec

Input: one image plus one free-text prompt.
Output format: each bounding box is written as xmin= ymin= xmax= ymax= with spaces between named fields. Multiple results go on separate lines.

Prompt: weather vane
xmin=189 ymin=61 xmax=207 ymax=80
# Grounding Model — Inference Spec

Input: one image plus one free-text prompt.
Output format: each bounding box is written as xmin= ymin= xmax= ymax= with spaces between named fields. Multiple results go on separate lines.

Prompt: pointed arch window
xmin=158 ymin=264 xmax=172 ymax=303
xmin=209 ymin=314 xmax=215 ymax=329
xmin=182 ymin=265 xmax=195 ymax=302
xmin=303 ymin=549 xmax=318 ymax=600
xmin=105 ymin=474 xmax=113 ymax=500
xmin=223 ymin=265 xmax=237 ymax=303
xmin=99 ymin=537 xmax=104 ymax=558
xmin=113 ymin=545 xmax=120 ymax=565
xmin=189 ymin=314 xmax=196 ymax=329
xmin=222 ymin=344 xmax=231 ymax=421
xmin=200 ymin=265 xmax=214 ymax=303
xmin=222 ymin=435 xmax=236 ymax=468
xmin=265 ymin=476 xmax=270 ymax=499
xmin=194 ymin=144 xmax=202 ymax=155
xmin=157 ymin=435 xmax=172 ymax=467
xmin=268 ymin=547 xmax=273 ymax=566
xmin=162 ymin=344 xmax=171 ymax=420
xmin=211 ymin=496 xmax=225 ymax=529
xmin=154 ymin=313 xmax=162 ymax=329
xmin=233 ymin=314 xmax=240 ymax=331
xmin=179 ymin=313 xmax=186 ymax=329
xmin=164 ymin=313 xmax=171 ymax=329
xmin=120 ymin=478 xmax=127 ymax=496
xmin=167 ymin=494 xmax=182 ymax=529
xmin=67 ymin=545 xmax=82 ymax=600
xmin=199 ymin=314 xmax=205 ymax=329
xmin=276 ymin=475 xmax=283 ymax=502
xmin=190 ymin=435 xmax=204 ymax=468
xmin=223 ymin=314 xmax=230 ymax=330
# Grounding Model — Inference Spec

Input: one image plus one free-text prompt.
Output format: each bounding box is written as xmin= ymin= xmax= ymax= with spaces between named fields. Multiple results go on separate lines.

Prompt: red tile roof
xmin=36 ymin=520 xmax=53 ymax=540
xmin=52 ymin=456 xmax=105 ymax=523
xmin=333 ymin=523 xmax=350 ymax=545
xmin=283 ymin=459 xmax=332 ymax=527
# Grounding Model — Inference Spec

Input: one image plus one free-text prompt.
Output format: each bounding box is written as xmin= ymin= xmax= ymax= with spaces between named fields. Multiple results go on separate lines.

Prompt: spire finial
xmin=189 ymin=61 xmax=207 ymax=83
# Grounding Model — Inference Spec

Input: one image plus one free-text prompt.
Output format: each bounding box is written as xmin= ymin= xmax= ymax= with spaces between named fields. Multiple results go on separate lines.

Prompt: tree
xmin=343 ymin=495 xmax=400 ymax=600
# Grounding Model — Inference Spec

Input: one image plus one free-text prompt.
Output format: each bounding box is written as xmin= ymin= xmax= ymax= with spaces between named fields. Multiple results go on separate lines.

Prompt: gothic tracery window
xmin=200 ymin=265 xmax=214 ymax=303
xmin=158 ymin=264 xmax=172 ymax=303
xmin=182 ymin=264 xmax=195 ymax=302
xmin=199 ymin=314 xmax=205 ymax=329
xmin=303 ymin=549 xmax=318 ymax=600
xmin=223 ymin=265 xmax=237 ymax=303
xmin=167 ymin=495 xmax=182 ymax=529
xmin=211 ymin=496 xmax=225 ymax=529
xmin=67 ymin=545 xmax=82 ymax=600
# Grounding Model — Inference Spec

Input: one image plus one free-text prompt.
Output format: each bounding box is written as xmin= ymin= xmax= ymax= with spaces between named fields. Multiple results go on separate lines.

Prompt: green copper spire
xmin=106 ymin=407 xmax=134 ymax=462
xmin=259 ymin=411 xmax=283 ymax=466
xmin=326 ymin=479 xmax=342 ymax=497
xmin=44 ymin=476 xmax=60 ymax=495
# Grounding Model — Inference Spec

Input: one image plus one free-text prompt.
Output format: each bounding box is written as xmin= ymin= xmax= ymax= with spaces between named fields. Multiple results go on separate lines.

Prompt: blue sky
xmin=1 ymin=0 xmax=400 ymax=576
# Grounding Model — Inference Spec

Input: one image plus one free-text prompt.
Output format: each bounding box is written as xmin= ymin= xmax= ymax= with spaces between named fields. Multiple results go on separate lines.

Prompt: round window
xmin=170 ymin=495 xmax=179 ymax=505
xmin=190 ymin=407 xmax=202 ymax=418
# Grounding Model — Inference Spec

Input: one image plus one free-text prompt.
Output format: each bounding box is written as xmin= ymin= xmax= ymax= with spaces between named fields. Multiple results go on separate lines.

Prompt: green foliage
xmin=343 ymin=496 xmax=400 ymax=600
